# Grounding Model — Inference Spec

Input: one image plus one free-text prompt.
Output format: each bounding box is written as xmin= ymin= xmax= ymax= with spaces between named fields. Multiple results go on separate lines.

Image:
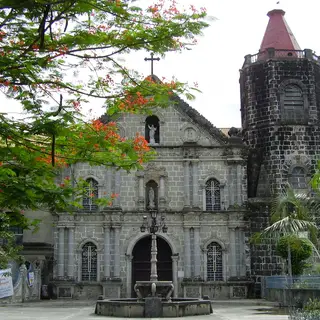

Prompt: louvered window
xmin=205 ymin=179 xmax=221 ymax=211
xmin=207 ymin=242 xmax=223 ymax=281
xmin=83 ymin=178 xmax=98 ymax=211
xmin=282 ymin=85 xmax=304 ymax=122
xmin=81 ymin=242 xmax=97 ymax=281
xmin=289 ymin=166 xmax=307 ymax=189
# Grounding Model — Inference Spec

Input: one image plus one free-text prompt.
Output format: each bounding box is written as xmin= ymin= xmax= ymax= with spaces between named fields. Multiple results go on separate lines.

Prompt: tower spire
xmin=259 ymin=9 xmax=301 ymax=52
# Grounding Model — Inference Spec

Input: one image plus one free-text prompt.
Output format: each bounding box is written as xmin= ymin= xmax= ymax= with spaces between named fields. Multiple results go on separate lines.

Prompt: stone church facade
xmin=51 ymin=97 xmax=250 ymax=299
xmin=20 ymin=8 xmax=320 ymax=299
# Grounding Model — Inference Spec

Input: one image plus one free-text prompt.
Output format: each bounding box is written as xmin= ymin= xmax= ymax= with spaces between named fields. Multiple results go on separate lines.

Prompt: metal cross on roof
xmin=144 ymin=52 xmax=160 ymax=76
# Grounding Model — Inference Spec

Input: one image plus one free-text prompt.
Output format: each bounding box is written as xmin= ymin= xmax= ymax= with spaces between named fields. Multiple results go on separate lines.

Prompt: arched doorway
xmin=132 ymin=235 xmax=172 ymax=294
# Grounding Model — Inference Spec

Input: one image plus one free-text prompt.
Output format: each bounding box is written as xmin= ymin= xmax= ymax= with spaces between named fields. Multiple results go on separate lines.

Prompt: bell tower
xmin=240 ymin=9 xmax=320 ymax=296
xmin=240 ymin=9 xmax=320 ymax=198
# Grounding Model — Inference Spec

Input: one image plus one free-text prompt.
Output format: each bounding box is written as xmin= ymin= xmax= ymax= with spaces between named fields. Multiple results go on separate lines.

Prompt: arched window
xmin=205 ymin=179 xmax=221 ymax=211
xmin=145 ymin=115 xmax=160 ymax=144
xmin=282 ymin=84 xmax=304 ymax=123
xmin=81 ymin=242 xmax=97 ymax=281
xmin=146 ymin=180 xmax=158 ymax=210
xmin=289 ymin=166 xmax=307 ymax=189
xmin=83 ymin=178 xmax=98 ymax=211
xmin=207 ymin=242 xmax=223 ymax=281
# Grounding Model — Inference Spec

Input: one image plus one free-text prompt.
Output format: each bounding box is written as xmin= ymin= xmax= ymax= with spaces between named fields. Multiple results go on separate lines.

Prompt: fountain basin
xmin=95 ymin=298 xmax=212 ymax=318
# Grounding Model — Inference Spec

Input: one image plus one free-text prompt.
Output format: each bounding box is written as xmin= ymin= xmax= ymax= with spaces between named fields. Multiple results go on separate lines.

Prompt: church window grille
xmin=207 ymin=242 xmax=223 ymax=281
xmin=289 ymin=166 xmax=307 ymax=189
xmin=282 ymin=85 xmax=304 ymax=123
xmin=145 ymin=115 xmax=160 ymax=144
xmin=0 ymin=225 xmax=23 ymax=246
xmin=83 ymin=178 xmax=98 ymax=211
xmin=81 ymin=242 xmax=97 ymax=281
xmin=205 ymin=179 xmax=221 ymax=211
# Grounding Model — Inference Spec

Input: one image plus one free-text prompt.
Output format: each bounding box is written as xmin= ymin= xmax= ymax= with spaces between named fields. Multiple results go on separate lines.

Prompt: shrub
xmin=276 ymin=235 xmax=313 ymax=275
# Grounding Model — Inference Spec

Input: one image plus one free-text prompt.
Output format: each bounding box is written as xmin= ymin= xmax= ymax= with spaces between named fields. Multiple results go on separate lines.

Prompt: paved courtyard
xmin=0 ymin=300 xmax=289 ymax=320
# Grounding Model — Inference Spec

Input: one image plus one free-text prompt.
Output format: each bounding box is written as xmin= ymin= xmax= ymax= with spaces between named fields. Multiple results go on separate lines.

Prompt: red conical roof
xmin=260 ymin=9 xmax=301 ymax=52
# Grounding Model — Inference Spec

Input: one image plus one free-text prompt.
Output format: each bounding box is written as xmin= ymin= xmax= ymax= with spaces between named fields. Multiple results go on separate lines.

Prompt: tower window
xmin=205 ymin=179 xmax=221 ymax=211
xmin=145 ymin=115 xmax=160 ymax=144
xmin=289 ymin=166 xmax=307 ymax=189
xmin=83 ymin=178 xmax=98 ymax=211
xmin=282 ymin=84 xmax=304 ymax=123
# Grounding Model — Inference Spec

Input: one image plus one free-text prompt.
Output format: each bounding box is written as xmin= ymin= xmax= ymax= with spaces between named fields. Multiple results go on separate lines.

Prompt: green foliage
xmin=0 ymin=0 xmax=208 ymax=266
xmin=304 ymin=298 xmax=320 ymax=311
xmin=276 ymin=235 xmax=313 ymax=275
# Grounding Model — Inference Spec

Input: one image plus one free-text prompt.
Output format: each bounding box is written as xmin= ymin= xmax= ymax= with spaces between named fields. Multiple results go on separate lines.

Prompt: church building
xmin=20 ymin=9 xmax=320 ymax=299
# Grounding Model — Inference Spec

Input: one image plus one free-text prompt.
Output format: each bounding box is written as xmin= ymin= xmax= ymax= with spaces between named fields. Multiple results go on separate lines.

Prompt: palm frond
xmin=263 ymin=216 xmax=316 ymax=237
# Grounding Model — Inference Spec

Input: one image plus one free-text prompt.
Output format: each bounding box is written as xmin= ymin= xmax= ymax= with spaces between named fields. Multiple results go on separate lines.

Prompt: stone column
xmin=228 ymin=165 xmax=235 ymax=207
xmin=114 ymin=226 xmax=121 ymax=277
xmin=104 ymin=225 xmax=111 ymax=279
xmin=229 ymin=228 xmax=236 ymax=277
xmin=136 ymin=172 xmax=144 ymax=210
xmin=183 ymin=161 xmax=190 ymax=207
xmin=114 ymin=170 xmax=121 ymax=207
xmin=202 ymin=187 xmax=206 ymax=211
xmin=192 ymin=161 xmax=199 ymax=207
xmin=172 ymin=255 xmax=179 ymax=298
xmin=139 ymin=176 xmax=144 ymax=198
xmin=126 ymin=254 xmax=133 ymax=297
xmin=159 ymin=176 xmax=165 ymax=198
xmin=58 ymin=227 xmax=65 ymax=278
xmin=203 ymin=249 xmax=208 ymax=281
xmin=67 ymin=227 xmax=75 ymax=279
xmin=184 ymin=227 xmax=191 ymax=278
xmin=107 ymin=167 xmax=113 ymax=195
xmin=236 ymin=164 xmax=242 ymax=205
xmin=194 ymin=227 xmax=201 ymax=277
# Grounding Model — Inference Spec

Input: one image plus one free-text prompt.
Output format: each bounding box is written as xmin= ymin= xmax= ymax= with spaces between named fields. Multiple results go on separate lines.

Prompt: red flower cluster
xmin=91 ymin=120 xmax=121 ymax=145
xmin=118 ymin=92 xmax=154 ymax=112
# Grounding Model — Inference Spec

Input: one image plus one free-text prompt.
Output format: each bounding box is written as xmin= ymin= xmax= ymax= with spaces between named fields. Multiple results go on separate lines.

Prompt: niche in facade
xmin=145 ymin=115 xmax=160 ymax=144
xmin=146 ymin=180 xmax=158 ymax=210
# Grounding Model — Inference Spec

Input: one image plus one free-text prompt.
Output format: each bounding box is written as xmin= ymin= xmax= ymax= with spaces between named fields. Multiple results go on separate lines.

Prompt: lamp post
xmin=140 ymin=209 xmax=168 ymax=282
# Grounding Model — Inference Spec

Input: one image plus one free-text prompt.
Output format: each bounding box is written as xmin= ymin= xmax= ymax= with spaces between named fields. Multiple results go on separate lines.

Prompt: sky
xmin=1 ymin=0 xmax=320 ymax=129
xmin=124 ymin=0 xmax=320 ymax=128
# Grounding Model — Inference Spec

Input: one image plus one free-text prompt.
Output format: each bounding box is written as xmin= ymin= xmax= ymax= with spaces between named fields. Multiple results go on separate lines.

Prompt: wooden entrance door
xmin=132 ymin=236 xmax=172 ymax=295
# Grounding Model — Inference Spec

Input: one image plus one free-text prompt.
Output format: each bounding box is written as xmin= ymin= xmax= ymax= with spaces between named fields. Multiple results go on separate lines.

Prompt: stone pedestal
xmin=54 ymin=280 xmax=75 ymax=298
xmin=145 ymin=297 xmax=162 ymax=317
xmin=102 ymin=279 xmax=122 ymax=298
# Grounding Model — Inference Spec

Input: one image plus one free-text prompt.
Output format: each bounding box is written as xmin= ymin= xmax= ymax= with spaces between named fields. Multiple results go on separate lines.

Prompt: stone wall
xmin=240 ymin=58 xmax=320 ymax=197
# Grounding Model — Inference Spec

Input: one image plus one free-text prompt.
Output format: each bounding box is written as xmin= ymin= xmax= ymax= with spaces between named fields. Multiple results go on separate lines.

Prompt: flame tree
xmin=0 ymin=0 xmax=208 ymax=266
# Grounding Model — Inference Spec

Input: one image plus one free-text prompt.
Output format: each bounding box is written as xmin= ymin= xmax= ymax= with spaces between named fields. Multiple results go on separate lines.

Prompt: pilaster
xmin=171 ymin=254 xmax=179 ymax=298
xmin=67 ymin=227 xmax=75 ymax=279
xmin=113 ymin=225 xmax=121 ymax=278
xmin=194 ymin=227 xmax=201 ymax=277
xmin=58 ymin=226 xmax=65 ymax=278
xmin=183 ymin=161 xmax=190 ymax=208
xmin=183 ymin=227 xmax=191 ymax=278
xmin=104 ymin=224 xmax=111 ymax=279
xmin=192 ymin=160 xmax=199 ymax=208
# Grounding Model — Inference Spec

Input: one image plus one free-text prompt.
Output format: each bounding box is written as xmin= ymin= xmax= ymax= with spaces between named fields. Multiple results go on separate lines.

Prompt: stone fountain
xmin=95 ymin=198 xmax=212 ymax=318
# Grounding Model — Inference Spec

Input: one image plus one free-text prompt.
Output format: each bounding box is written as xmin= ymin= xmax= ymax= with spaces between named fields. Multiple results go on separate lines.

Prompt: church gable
xmin=114 ymin=95 xmax=228 ymax=147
